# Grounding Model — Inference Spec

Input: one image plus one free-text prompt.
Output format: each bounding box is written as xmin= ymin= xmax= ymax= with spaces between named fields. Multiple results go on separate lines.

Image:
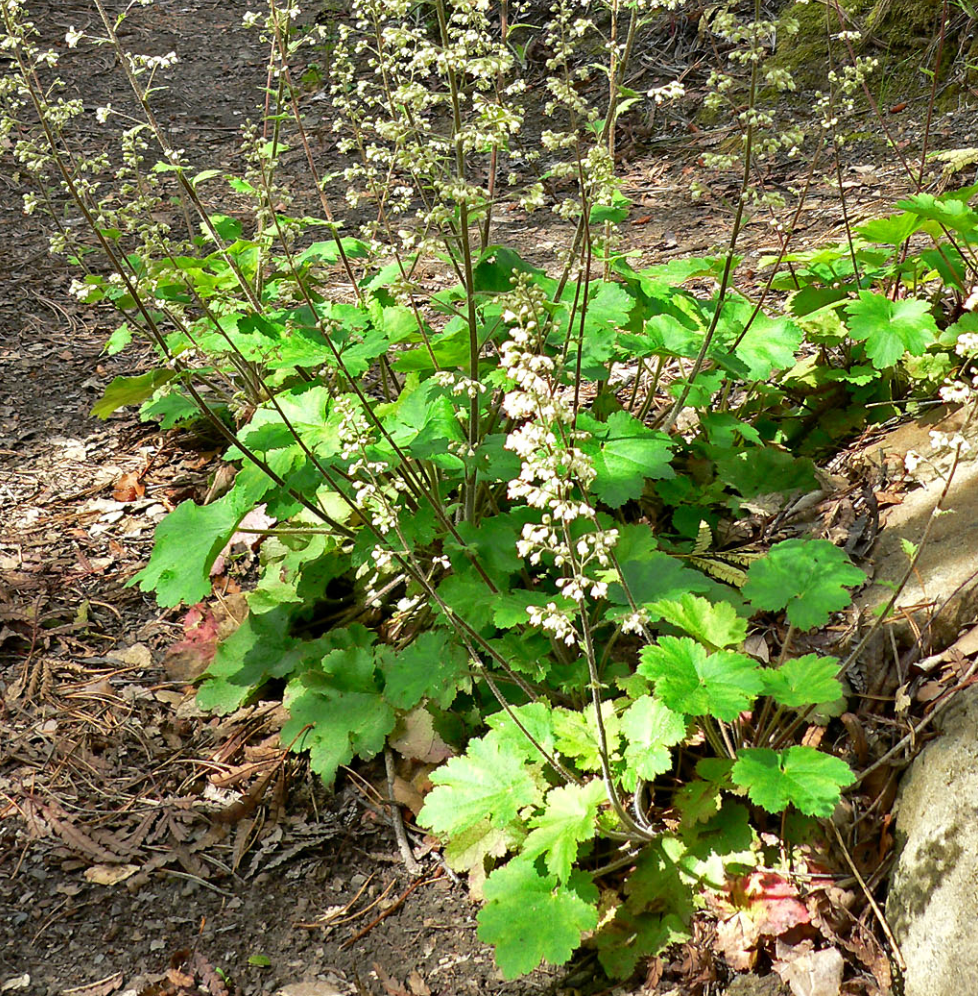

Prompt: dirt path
xmin=0 ymin=4 xmax=562 ymax=995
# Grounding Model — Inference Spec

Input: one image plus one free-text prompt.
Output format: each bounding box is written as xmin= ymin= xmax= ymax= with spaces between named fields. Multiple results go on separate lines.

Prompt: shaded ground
xmin=2 ymin=2 xmax=978 ymax=995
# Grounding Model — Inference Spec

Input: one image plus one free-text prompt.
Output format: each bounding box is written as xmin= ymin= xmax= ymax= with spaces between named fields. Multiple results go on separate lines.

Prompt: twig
xmin=849 ymin=656 xmax=978 ymax=789
xmin=829 ymin=821 xmax=906 ymax=973
xmin=384 ymin=747 xmax=421 ymax=876
xmin=340 ymin=866 xmax=443 ymax=950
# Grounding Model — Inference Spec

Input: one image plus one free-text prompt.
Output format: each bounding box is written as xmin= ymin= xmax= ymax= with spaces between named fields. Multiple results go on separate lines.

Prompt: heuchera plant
xmin=6 ymin=0 xmax=978 ymax=980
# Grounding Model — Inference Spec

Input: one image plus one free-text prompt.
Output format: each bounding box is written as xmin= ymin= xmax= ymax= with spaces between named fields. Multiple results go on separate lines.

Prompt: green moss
xmin=772 ymin=0 xmax=961 ymax=103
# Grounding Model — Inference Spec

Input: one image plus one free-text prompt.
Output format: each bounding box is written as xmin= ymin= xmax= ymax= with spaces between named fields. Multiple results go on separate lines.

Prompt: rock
xmin=853 ymin=405 xmax=978 ymax=657
xmin=886 ymin=684 xmax=978 ymax=995
xmin=276 ymin=982 xmax=344 ymax=996
xmin=724 ymin=974 xmax=789 ymax=995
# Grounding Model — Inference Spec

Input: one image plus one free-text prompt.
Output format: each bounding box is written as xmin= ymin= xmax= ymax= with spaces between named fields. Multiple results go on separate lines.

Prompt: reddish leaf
xmin=113 ymin=471 xmax=145 ymax=502
xmin=163 ymin=595 xmax=246 ymax=682
xmin=711 ymin=871 xmax=811 ymax=969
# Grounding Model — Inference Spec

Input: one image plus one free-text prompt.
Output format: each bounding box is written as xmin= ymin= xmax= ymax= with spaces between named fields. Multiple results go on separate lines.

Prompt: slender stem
xmin=657 ymin=4 xmax=762 ymax=435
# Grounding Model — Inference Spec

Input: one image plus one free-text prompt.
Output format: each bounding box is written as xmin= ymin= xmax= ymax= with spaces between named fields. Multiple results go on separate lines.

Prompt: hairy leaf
xmin=378 ymin=630 xmax=468 ymax=711
xmin=443 ymin=819 xmax=525 ymax=899
xmin=732 ymin=746 xmax=855 ymax=817
xmin=581 ymin=411 xmax=675 ymax=507
xmin=553 ymin=703 xmax=621 ymax=771
xmin=595 ymin=910 xmax=688 ymax=978
xmin=649 ymin=593 xmax=747 ymax=649
xmin=522 ymin=780 xmax=607 ymax=881
xmin=281 ymin=645 xmax=394 ymax=785
xmin=759 ymin=654 xmax=842 ymax=708
xmin=844 ymin=292 xmax=938 ymax=369
xmin=478 ymin=860 xmax=598 ymax=979
xmin=485 ymin=701 xmax=557 ymax=763
xmin=620 ymin=697 xmax=686 ymax=782
xmin=130 ymin=474 xmax=269 ymax=607
xmin=91 ymin=369 xmax=176 ymax=418
xmin=638 ymin=637 xmax=763 ymax=721
xmin=419 ymin=734 xmax=544 ymax=836
xmin=743 ymin=539 xmax=865 ymax=631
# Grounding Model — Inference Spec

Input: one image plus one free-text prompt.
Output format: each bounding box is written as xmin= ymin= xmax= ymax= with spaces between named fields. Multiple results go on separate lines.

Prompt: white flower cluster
xmin=527 ymin=602 xmax=577 ymax=645
xmin=956 ymin=332 xmax=978 ymax=355
xmin=939 ymin=379 xmax=974 ymax=405
xmin=498 ymin=278 xmax=620 ymax=644
xmin=128 ymin=51 xmax=179 ymax=73
xmin=334 ymin=394 xmax=375 ymax=460
xmin=929 ymin=430 xmax=972 ymax=455
xmin=432 ymin=371 xmax=487 ymax=400
xmin=648 ymin=81 xmax=685 ymax=104
xmin=905 ymin=427 xmax=975 ymax=476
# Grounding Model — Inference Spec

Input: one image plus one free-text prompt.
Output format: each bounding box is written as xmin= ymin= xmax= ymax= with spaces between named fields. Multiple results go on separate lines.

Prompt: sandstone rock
xmin=852 ymin=405 xmax=978 ymax=656
xmin=886 ymin=684 xmax=978 ymax=996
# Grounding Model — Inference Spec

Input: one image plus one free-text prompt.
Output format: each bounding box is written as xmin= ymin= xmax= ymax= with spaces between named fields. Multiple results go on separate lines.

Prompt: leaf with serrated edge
xmin=522 ymin=780 xmax=606 ymax=882
xmin=478 ymin=859 xmax=598 ymax=979
xmin=732 ymin=746 xmax=855 ymax=817
xmin=444 ymin=818 xmax=525 ymax=900
xmin=621 ymin=697 xmax=686 ymax=782
xmin=743 ymin=539 xmax=865 ymax=631
xmin=649 ymin=593 xmax=747 ymax=649
xmin=485 ymin=701 xmax=557 ymax=763
xmin=585 ymin=411 xmax=675 ymax=508
xmin=845 ymin=291 xmax=938 ymax=369
xmin=553 ymin=702 xmax=621 ymax=771
xmin=638 ymin=637 xmax=763 ymax=721
xmin=419 ymin=734 xmax=544 ymax=836
xmin=760 ymin=654 xmax=842 ymax=708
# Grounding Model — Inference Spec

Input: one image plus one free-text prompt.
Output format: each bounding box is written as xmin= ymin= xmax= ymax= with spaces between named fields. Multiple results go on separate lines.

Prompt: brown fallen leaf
xmin=772 ymin=940 xmax=843 ymax=996
xmin=112 ymin=471 xmax=145 ymax=502
xmin=163 ymin=596 xmax=247 ymax=682
xmin=406 ymin=969 xmax=430 ymax=996
xmin=84 ymin=863 xmax=140 ymax=886
xmin=389 ymin=706 xmax=453 ymax=764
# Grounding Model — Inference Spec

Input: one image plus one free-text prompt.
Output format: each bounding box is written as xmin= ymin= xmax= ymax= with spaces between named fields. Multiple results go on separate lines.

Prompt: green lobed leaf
xmin=553 ymin=702 xmax=621 ymax=771
xmin=712 ymin=445 xmax=816 ymax=501
xmin=140 ymin=390 xmax=202 ymax=429
xmin=620 ymin=696 xmax=686 ymax=783
xmin=595 ymin=910 xmax=688 ymax=979
xmin=419 ymin=734 xmax=545 ymax=836
xmin=443 ymin=819 xmax=526 ymax=899
xmin=196 ymin=604 xmax=298 ymax=714
xmin=856 ymin=211 xmax=924 ymax=245
xmin=649 ymin=593 xmax=747 ymax=650
xmin=844 ymin=292 xmax=938 ymax=369
xmin=477 ymin=859 xmax=598 ymax=979
xmin=491 ymin=589 xmax=576 ymax=630
xmin=580 ymin=411 xmax=675 ymax=508
xmin=759 ymin=654 xmax=842 ymax=708
xmin=521 ymin=780 xmax=607 ymax=882
xmin=434 ymin=571 xmax=497 ymax=631
xmin=743 ymin=539 xmax=865 ymax=631
xmin=638 ymin=637 xmax=763 ymax=721
xmin=377 ymin=630 xmax=468 ymax=711
xmin=732 ymin=745 xmax=855 ymax=817
xmin=281 ymin=645 xmax=394 ymax=785
xmin=607 ymin=550 xmax=714 ymax=607
xmin=485 ymin=702 xmax=557 ymax=763
xmin=130 ymin=472 xmax=270 ymax=607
